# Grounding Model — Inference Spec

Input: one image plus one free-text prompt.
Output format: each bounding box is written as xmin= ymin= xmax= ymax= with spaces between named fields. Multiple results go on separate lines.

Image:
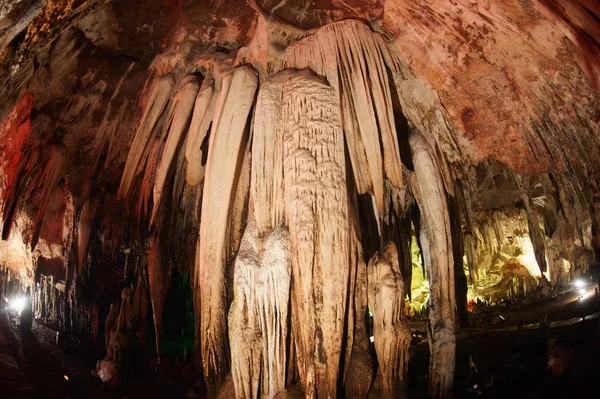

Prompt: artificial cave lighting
xmin=0 ymin=1 xmax=599 ymax=398
xmin=8 ymin=295 xmax=25 ymax=313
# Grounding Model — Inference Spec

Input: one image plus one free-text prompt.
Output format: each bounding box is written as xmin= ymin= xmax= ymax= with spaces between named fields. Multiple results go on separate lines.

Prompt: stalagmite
xmin=343 ymin=179 xmax=370 ymax=395
xmin=282 ymin=70 xmax=349 ymax=398
xmin=409 ymin=129 xmax=456 ymax=399
xmin=185 ymin=76 xmax=216 ymax=186
xmin=118 ymin=75 xmax=175 ymax=198
xmin=151 ymin=75 xmax=200 ymax=224
xmin=384 ymin=182 xmax=416 ymax=298
xmin=229 ymin=220 xmax=291 ymax=399
xmin=367 ymin=242 xmax=410 ymax=395
xmin=2 ymin=3 xmax=600 ymax=398
xmin=196 ymin=65 xmax=258 ymax=391
xmin=105 ymin=301 xmax=120 ymax=357
xmin=345 ymin=256 xmax=373 ymax=398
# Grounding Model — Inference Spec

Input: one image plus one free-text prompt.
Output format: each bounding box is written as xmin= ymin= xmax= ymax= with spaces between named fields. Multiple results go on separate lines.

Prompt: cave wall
xmin=0 ymin=0 xmax=599 ymax=397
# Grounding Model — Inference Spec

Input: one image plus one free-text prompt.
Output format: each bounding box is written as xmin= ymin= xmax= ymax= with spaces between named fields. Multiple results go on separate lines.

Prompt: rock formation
xmin=367 ymin=242 xmax=411 ymax=396
xmin=0 ymin=0 xmax=599 ymax=398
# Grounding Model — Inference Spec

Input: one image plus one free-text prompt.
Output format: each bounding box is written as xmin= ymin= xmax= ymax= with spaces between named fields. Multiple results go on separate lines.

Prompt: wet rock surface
xmin=0 ymin=1 xmax=599 ymax=398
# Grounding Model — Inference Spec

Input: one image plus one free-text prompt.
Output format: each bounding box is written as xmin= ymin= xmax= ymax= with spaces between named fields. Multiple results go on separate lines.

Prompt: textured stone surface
xmin=0 ymin=1 xmax=598 ymax=398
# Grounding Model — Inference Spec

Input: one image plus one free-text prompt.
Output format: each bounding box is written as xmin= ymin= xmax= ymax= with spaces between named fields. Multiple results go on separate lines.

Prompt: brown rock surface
xmin=0 ymin=1 xmax=599 ymax=398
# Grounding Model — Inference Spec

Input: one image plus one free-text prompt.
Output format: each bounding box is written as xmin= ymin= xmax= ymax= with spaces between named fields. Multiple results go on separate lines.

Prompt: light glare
xmin=9 ymin=296 xmax=25 ymax=313
xmin=574 ymin=279 xmax=585 ymax=288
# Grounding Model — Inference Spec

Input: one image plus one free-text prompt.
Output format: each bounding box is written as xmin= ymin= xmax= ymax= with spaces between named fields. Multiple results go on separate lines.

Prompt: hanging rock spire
xmin=409 ymin=128 xmax=456 ymax=399
xmin=195 ymin=65 xmax=258 ymax=392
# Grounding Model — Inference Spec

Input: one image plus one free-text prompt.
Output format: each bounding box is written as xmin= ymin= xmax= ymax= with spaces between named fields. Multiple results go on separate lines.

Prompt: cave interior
xmin=0 ymin=0 xmax=599 ymax=398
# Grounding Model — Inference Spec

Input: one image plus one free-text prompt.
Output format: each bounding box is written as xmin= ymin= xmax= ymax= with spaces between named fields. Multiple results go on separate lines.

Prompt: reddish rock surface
xmin=0 ymin=1 xmax=598 ymax=398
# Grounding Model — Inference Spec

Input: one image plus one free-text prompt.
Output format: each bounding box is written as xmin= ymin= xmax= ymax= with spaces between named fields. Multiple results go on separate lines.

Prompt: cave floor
xmin=0 ymin=309 xmax=196 ymax=398
xmin=408 ymin=283 xmax=600 ymax=398
xmin=1 ymin=288 xmax=600 ymax=398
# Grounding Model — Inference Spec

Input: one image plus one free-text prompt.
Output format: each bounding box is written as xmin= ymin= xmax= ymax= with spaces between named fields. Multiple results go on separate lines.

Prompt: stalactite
xmin=367 ymin=242 xmax=410 ymax=396
xmin=251 ymin=74 xmax=287 ymax=236
xmin=409 ymin=129 xmax=456 ymax=399
xmin=90 ymin=61 xmax=136 ymax=172
xmin=229 ymin=220 xmax=291 ymax=399
xmin=151 ymin=75 xmax=200 ymax=224
xmin=0 ymin=92 xmax=33 ymax=216
xmin=31 ymin=144 xmax=68 ymax=249
xmin=396 ymin=216 xmax=414 ymax=300
xmin=448 ymin=194 xmax=468 ymax=328
xmin=492 ymin=212 xmax=505 ymax=250
xmin=132 ymin=271 xmax=148 ymax=342
xmin=552 ymin=174 xmax=590 ymax=248
xmin=77 ymin=197 xmax=98 ymax=275
xmin=195 ymin=65 xmax=258 ymax=391
xmin=383 ymin=47 xmax=460 ymax=197
xmin=3 ymin=7 xmax=599 ymax=398
xmin=384 ymin=181 xmax=415 ymax=299
xmin=118 ymin=75 xmax=175 ymax=198
xmin=117 ymin=286 xmax=133 ymax=332
xmin=148 ymin=233 xmax=170 ymax=363
xmin=517 ymin=184 xmax=549 ymax=274
xmin=170 ymin=134 xmax=190 ymax=225
xmin=1 ymin=140 xmax=67 ymax=248
xmin=185 ymin=76 xmax=216 ymax=186
xmin=227 ymin=134 xmax=252 ymax=277
xmin=135 ymin=139 xmax=160 ymax=221
xmin=456 ymin=180 xmax=477 ymax=283
xmin=278 ymin=20 xmax=404 ymax=215
xmin=281 ymin=70 xmax=349 ymax=398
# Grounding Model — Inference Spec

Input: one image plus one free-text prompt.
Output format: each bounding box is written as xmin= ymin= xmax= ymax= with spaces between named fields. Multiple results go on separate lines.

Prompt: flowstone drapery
xmin=1 ymin=2 xmax=599 ymax=398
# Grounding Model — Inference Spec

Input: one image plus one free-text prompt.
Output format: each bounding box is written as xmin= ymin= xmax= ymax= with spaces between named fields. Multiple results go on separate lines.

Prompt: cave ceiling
xmin=0 ymin=0 xmax=599 ymax=396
